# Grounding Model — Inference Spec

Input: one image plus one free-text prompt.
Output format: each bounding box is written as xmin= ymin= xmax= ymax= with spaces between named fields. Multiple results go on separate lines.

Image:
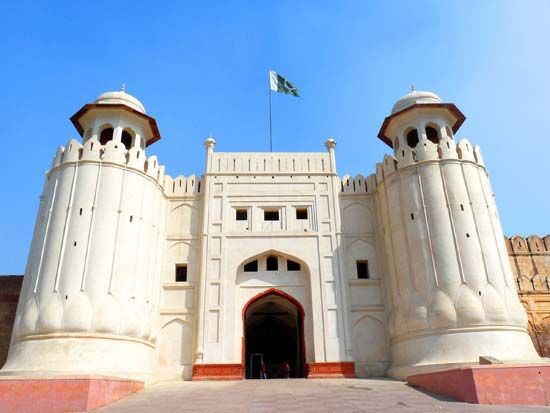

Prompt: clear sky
xmin=1 ymin=1 xmax=549 ymax=274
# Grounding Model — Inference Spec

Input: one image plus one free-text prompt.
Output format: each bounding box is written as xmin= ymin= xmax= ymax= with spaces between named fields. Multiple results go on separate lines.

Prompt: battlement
xmin=506 ymin=235 xmax=550 ymax=293
xmin=163 ymin=174 xmax=203 ymax=197
xmin=208 ymin=152 xmax=333 ymax=174
xmin=339 ymin=174 xmax=377 ymax=194
xmin=375 ymin=137 xmax=485 ymax=182
xmin=506 ymin=235 xmax=550 ymax=255
xmin=50 ymin=137 xmax=166 ymax=186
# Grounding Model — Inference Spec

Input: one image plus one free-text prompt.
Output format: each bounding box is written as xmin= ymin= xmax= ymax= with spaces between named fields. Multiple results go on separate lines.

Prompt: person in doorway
xmin=260 ymin=360 xmax=267 ymax=379
xmin=282 ymin=360 xmax=290 ymax=378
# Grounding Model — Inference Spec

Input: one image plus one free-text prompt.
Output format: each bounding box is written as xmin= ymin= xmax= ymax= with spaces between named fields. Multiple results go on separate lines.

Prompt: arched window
xmin=121 ymin=130 xmax=133 ymax=150
xmin=266 ymin=255 xmax=278 ymax=271
xmin=425 ymin=125 xmax=440 ymax=144
xmin=99 ymin=126 xmax=114 ymax=145
xmin=406 ymin=128 xmax=419 ymax=148
xmin=244 ymin=260 xmax=258 ymax=272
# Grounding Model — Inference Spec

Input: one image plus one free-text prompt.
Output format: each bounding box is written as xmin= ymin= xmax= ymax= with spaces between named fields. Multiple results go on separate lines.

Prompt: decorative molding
xmin=351 ymin=305 xmax=385 ymax=313
xmin=192 ymin=363 xmax=243 ymax=381
xmin=15 ymin=332 xmax=156 ymax=348
xmin=391 ymin=325 xmax=529 ymax=345
xmin=348 ymin=279 xmax=381 ymax=287
xmin=162 ymin=282 xmax=195 ymax=290
xmin=307 ymin=362 xmax=356 ymax=379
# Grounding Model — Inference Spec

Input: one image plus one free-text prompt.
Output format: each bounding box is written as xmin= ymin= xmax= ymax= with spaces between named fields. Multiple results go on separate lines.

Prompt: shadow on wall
xmin=0 ymin=276 xmax=23 ymax=368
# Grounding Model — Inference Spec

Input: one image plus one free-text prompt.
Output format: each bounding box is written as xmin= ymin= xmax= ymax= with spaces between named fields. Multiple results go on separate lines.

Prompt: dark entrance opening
xmin=243 ymin=290 xmax=305 ymax=379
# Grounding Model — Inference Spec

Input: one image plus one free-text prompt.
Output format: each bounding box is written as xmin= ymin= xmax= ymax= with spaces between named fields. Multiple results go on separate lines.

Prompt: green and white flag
xmin=269 ymin=70 xmax=300 ymax=97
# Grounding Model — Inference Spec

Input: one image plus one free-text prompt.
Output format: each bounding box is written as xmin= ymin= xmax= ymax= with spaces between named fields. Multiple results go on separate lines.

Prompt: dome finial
xmin=411 ymin=84 xmax=416 ymax=92
xmin=121 ymin=83 xmax=126 ymax=92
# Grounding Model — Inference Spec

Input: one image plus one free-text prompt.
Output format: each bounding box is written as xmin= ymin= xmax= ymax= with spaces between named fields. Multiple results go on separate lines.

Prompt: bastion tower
xmin=375 ymin=89 xmax=540 ymax=379
xmin=1 ymin=89 xmax=167 ymax=380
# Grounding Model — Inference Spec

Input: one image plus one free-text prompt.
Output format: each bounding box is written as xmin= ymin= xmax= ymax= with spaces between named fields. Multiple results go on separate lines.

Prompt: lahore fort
xmin=1 ymin=88 xmax=549 ymax=409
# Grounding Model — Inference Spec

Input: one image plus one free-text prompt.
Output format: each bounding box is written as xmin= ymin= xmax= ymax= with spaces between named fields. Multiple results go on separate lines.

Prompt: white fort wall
xmin=339 ymin=173 xmax=391 ymax=377
xmin=4 ymin=138 xmax=167 ymax=381
xmin=3 ymin=88 xmax=543 ymax=384
xmin=157 ymin=175 xmax=202 ymax=381
xmin=375 ymin=134 xmax=539 ymax=379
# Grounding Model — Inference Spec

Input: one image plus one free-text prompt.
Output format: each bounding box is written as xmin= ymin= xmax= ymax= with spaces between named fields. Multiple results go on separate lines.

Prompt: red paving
xmin=408 ymin=364 xmax=550 ymax=405
xmin=0 ymin=375 xmax=143 ymax=413
xmin=95 ymin=378 xmax=549 ymax=412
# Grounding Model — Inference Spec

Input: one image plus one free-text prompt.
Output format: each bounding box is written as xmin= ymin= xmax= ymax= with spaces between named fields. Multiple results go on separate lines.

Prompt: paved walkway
xmin=96 ymin=378 xmax=547 ymax=412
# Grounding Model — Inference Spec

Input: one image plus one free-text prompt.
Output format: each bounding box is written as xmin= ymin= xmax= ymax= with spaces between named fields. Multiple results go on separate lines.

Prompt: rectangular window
xmin=296 ymin=208 xmax=308 ymax=220
xmin=264 ymin=210 xmax=279 ymax=221
xmin=356 ymin=260 xmax=369 ymax=279
xmin=266 ymin=256 xmax=278 ymax=271
xmin=175 ymin=264 xmax=188 ymax=282
xmin=236 ymin=209 xmax=248 ymax=221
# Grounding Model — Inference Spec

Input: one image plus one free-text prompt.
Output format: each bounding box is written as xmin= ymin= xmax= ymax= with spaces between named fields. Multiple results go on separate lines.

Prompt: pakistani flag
xmin=269 ymin=70 xmax=300 ymax=97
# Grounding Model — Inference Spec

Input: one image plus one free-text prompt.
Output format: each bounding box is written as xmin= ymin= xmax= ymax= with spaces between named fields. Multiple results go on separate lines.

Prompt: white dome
xmin=391 ymin=90 xmax=441 ymax=114
xmin=95 ymin=90 xmax=146 ymax=114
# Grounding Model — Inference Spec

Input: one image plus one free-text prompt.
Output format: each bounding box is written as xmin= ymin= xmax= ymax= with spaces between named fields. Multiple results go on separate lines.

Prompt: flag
xmin=269 ymin=70 xmax=300 ymax=97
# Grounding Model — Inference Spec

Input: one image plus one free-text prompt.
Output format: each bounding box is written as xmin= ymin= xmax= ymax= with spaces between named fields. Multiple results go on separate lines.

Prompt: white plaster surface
xmin=1 ymin=89 xmax=540 ymax=383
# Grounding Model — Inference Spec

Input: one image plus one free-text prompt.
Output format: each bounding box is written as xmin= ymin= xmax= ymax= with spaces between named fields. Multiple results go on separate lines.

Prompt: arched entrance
xmin=242 ymin=289 xmax=306 ymax=379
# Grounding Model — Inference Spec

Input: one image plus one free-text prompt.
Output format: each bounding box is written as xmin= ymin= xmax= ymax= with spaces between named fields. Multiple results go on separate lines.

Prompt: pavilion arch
xmin=405 ymin=127 xmax=419 ymax=148
xmin=98 ymin=123 xmax=114 ymax=145
xmin=121 ymin=127 xmax=136 ymax=150
xmin=425 ymin=122 xmax=441 ymax=144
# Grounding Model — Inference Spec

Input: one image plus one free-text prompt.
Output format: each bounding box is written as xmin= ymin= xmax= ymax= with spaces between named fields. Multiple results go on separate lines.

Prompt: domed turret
xmin=391 ymin=89 xmax=442 ymax=114
xmin=378 ymin=87 xmax=465 ymax=149
xmin=70 ymin=86 xmax=160 ymax=149
xmin=2 ymin=88 xmax=167 ymax=381
xmin=94 ymin=89 xmax=146 ymax=114
xmin=375 ymin=89 xmax=540 ymax=379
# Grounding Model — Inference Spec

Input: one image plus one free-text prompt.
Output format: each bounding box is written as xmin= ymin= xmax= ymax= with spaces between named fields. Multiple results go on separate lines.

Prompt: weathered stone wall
xmin=0 ymin=276 xmax=22 ymax=367
xmin=506 ymin=235 xmax=550 ymax=357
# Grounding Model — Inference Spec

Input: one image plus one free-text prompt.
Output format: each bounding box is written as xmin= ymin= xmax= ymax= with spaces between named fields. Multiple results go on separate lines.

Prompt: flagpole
xmin=269 ymin=81 xmax=273 ymax=152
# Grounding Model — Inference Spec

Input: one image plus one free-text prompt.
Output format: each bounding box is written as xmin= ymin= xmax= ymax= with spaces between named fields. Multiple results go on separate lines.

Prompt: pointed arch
xmin=237 ymin=249 xmax=310 ymax=275
xmin=242 ymin=288 xmax=306 ymax=378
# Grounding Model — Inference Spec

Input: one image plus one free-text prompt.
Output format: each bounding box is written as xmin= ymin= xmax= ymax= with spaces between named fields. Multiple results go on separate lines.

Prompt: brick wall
xmin=506 ymin=235 xmax=550 ymax=357
xmin=0 ymin=276 xmax=22 ymax=368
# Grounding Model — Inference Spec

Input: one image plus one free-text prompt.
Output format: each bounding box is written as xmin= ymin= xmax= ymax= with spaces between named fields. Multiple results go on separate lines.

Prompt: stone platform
xmin=96 ymin=378 xmax=547 ymax=412
xmin=407 ymin=363 xmax=550 ymax=406
xmin=0 ymin=375 xmax=144 ymax=412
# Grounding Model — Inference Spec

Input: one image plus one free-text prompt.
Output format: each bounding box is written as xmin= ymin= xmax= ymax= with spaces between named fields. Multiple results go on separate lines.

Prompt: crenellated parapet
xmin=50 ymin=138 xmax=167 ymax=188
xmin=339 ymin=174 xmax=377 ymax=194
xmin=374 ymin=137 xmax=486 ymax=181
xmin=163 ymin=174 xmax=203 ymax=198
xmin=506 ymin=235 xmax=550 ymax=293
xmin=208 ymin=152 xmax=333 ymax=174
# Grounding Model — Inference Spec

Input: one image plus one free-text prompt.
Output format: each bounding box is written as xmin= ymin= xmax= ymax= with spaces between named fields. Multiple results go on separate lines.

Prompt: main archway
xmin=242 ymin=289 xmax=306 ymax=379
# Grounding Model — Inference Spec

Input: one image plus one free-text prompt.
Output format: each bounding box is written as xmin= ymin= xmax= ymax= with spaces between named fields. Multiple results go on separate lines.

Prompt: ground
xmin=95 ymin=378 xmax=547 ymax=412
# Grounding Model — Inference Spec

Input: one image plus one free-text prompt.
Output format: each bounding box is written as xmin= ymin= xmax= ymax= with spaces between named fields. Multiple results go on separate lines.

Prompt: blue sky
xmin=1 ymin=1 xmax=549 ymax=274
